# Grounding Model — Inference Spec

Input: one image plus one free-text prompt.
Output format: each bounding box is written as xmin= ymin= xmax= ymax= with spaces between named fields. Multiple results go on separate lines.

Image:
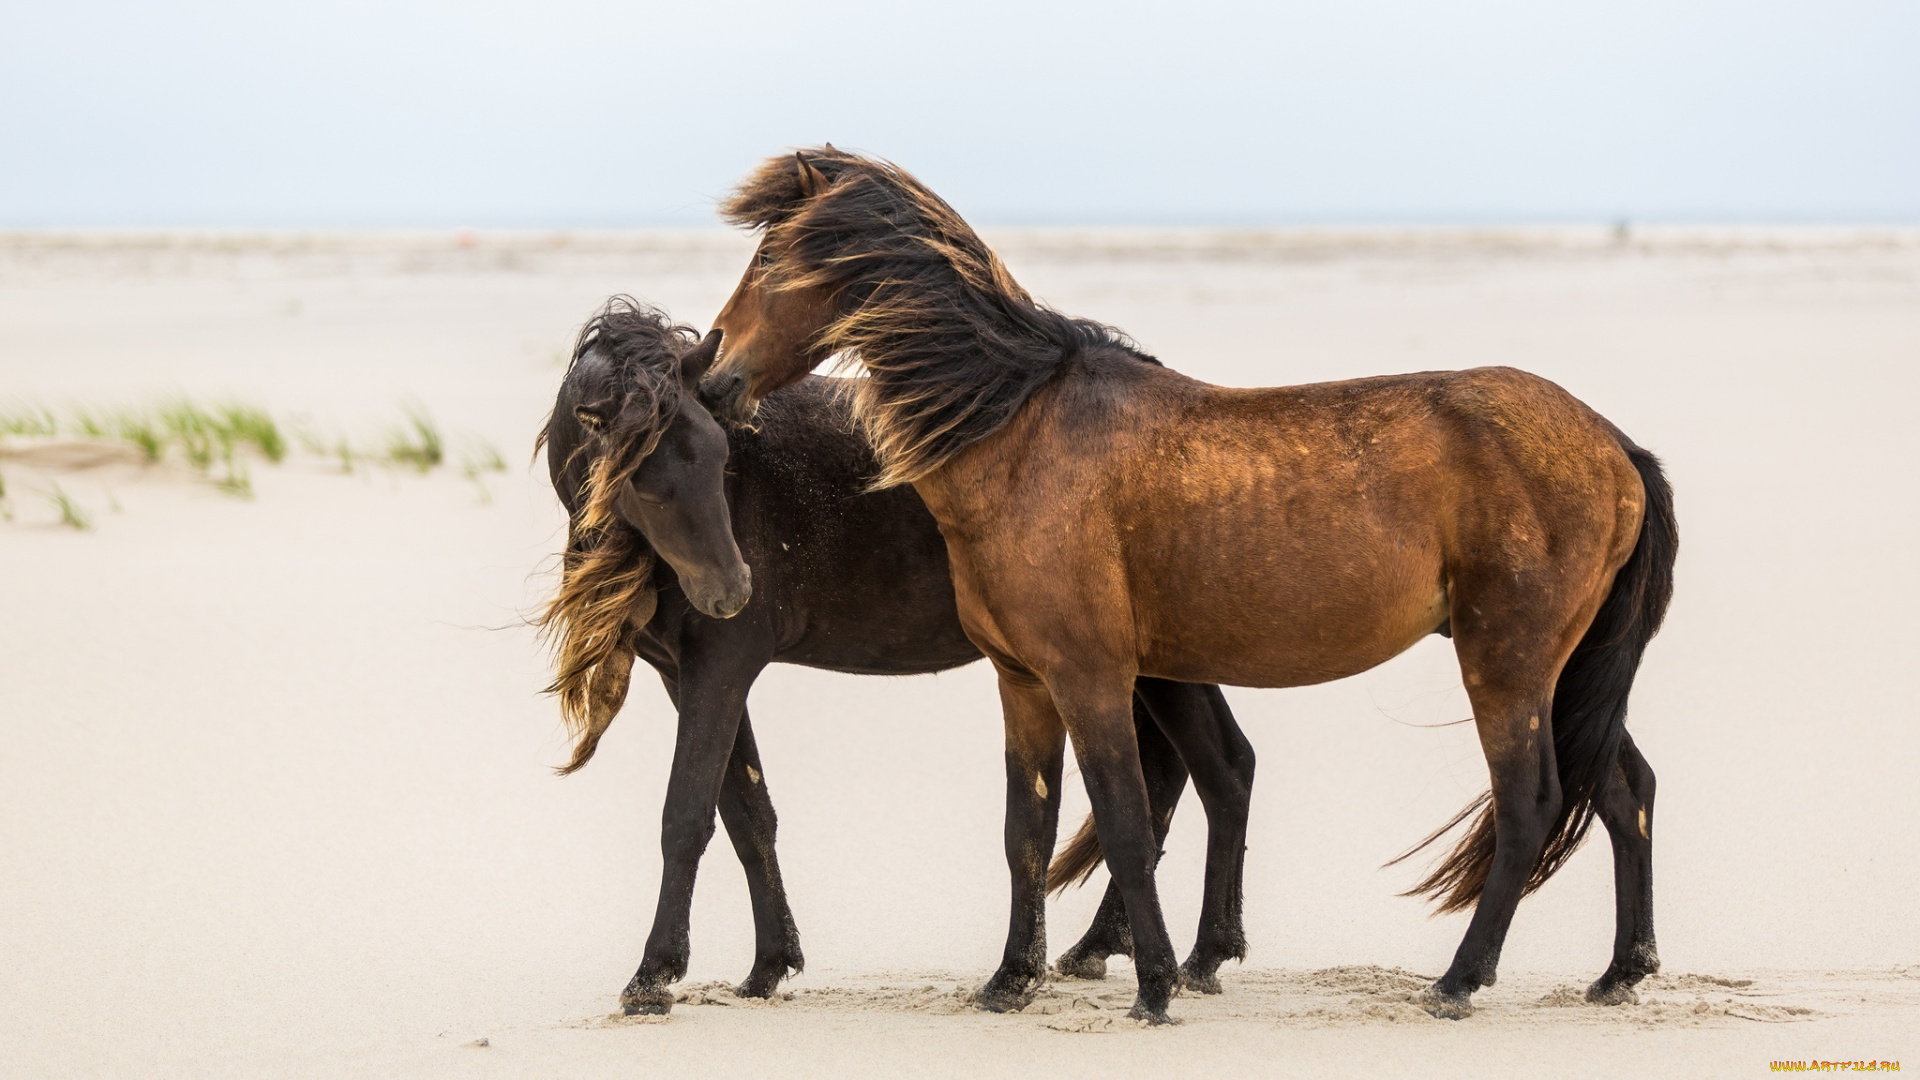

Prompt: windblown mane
xmin=723 ymin=146 xmax=1153 ymax=488
xmin=534 ymin=297 xmax=695 ymax=773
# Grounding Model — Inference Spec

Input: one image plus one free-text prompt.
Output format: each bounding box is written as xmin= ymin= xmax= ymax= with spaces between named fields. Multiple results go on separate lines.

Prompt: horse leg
xmin=1588 ymin=731 xmax=1658 ymax=1004
xmin=620 ymin=647 xmax=761 ymax=1015
xmin=1055 ymin=672 xmax=1182 ymax=1023
xmin=1052 ymin=691 xmax=1187 ymax=980
xmin=715 ymin=707 xmax=804 ymax=999
xmin=1421 ymin=683 xmax=1562 ymax=1020
xmin=1135 ymin=680 xmax=1254 ymax=994
xmin=975 ymin=673 xmax=1068 ymax=1014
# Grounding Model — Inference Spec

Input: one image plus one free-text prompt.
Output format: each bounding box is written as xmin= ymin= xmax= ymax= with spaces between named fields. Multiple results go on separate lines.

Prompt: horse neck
xmin=903 ymin=375 xmax=1065 ymax=530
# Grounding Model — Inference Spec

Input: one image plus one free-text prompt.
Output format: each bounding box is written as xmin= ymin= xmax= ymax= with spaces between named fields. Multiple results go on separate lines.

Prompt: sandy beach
xmin=2 ymin=228 xmax=1916 ymax=1077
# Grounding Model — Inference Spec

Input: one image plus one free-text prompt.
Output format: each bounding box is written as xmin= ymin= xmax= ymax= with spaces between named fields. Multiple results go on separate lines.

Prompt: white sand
xmin=1 ymin=228 xmax=1915 ymax=1077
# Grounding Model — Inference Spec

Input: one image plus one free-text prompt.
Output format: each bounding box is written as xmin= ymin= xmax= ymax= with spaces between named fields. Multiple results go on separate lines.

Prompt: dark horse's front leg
xmin=1055 ymin=682 xmax=1253 ymax=994
xmin=715 ymin=710 xmax=805 ymax=998
xmin=621 ymin=644 xmax=764 ymax=1015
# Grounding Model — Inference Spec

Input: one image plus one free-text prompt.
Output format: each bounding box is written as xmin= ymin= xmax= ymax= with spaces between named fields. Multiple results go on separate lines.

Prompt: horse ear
xmin=795 ymin=152 xmax=828 ymax=198
xmin=680 ymin=329 xmax=724 ymax=386
xmin=573 ymin=403 xmax=609 ymax=432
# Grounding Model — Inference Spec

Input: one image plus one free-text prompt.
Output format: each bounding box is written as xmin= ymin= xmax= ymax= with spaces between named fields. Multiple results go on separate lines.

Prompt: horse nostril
xmin=699 ymin=370 xmax=748 ymax=412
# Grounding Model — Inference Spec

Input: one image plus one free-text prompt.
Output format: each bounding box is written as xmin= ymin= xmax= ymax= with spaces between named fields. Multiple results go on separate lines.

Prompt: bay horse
xmin=537 ymin=298 xmax=1257 ymax=1014
xmin=700 ymin=148 xmax=1678 ymax=1023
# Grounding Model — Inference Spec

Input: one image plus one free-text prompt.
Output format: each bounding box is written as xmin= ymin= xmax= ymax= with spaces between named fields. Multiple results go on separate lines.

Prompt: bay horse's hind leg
xmin=716 ymin=708 xmax=805 ymax=999
xmin=1588 ymin=732 xmax=1658 ymax=1004
xmin=1053 ymin=691 xmax=1188 ymax=981
xmin=1421 ymin=678 xmax=1562 ymax=1020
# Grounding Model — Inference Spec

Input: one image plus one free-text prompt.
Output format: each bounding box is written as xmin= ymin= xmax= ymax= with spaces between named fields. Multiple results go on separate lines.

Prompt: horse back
xmin=931 ymin=357 xmax=1644 ymax=689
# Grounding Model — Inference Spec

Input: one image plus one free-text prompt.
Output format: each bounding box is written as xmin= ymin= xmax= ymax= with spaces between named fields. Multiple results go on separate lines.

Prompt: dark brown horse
xmin=538 ymin=299 xmax=1256 ymax=1014
xmin=701 ymin=148 xmax=1677 ymax=1023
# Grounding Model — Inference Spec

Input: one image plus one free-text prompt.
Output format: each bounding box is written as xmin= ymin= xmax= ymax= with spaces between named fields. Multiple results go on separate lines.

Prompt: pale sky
xmin=2 ymin=0 xmax=1914 ymax=226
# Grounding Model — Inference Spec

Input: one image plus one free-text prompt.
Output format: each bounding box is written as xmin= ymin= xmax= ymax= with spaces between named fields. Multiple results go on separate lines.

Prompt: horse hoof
xmin=973 ymin=967 xmax=1043 ymax=1013
xmin=621 ymin=995 xmax=673 ymax=1017
xmin=1177 ymin=965 xmax=1223 ymax=995
xmin=1417 ymin=984 xmax=1475 ymax=1020
xmin=1127 ymin=1000 xmax=1177 ymax=1025
xmin=737 ymin=953 xmax=802 ymax=999
xmin=973 ymin=986 xmax=1034 ymax=1013
xmin=736 ymin=974 xmax=778 ymax=999
xmin=1052 ymin=952 xmax=1108 ymax=981
xmin=1586 ymin=975 xmax=1642 ymax=1006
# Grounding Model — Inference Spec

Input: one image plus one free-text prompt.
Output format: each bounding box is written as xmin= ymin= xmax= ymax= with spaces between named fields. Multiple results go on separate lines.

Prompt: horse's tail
xmin=1394 ymin=436 xmax=1677 ymax=913
xmin=1047 ymin=812 xmax=1105 ymax=895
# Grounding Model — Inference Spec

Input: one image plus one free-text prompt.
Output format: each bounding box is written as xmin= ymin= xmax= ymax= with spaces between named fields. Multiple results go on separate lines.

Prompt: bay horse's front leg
xmin=1055 ymin=671 xmax=1183 ymax=1024
xmin=621 ymin=648 xmax=762 ymax=1015
xmin=975 ymin=672 xmax=1066 ymax=1013
xmin=1052 ymin=692 xmax=1187 ymax=981
xmin=1587 ymin=732 xmax=1658 ymax=1003
xmin=714 ymin=708 xmax=804 ymax=999
xmin=1053 ymin=682 xmax=1254 ymax=995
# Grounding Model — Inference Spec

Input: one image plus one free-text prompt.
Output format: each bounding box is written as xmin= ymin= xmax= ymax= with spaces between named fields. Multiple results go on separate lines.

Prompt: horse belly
xmin=1129 ymin=517 xmax=1449 ymax=690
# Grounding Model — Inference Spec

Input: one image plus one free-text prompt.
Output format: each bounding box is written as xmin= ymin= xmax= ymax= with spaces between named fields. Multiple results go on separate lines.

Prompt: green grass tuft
xmin=73 ymin=410 xmax=109 ymax=439
xmin=460 ymin=439 xmax=506 ymax=474
xmin=0 ymin=406 xmax=58 ymax=437
xmin=219 ymin=403 xmax=286 ymax=463
xmin=158 ymin=402 xmax=221 ymax=470
xmin=115 ymin=413 xmax=165 ymax=461
xmin=216 ymin=460 xmax=253 ymax=498
xmin=2 ymin=399 xmax=495 ymax=520
xmin=45 ymin=485 xmax=91 ymax=531
xmin=385 ymin=406 xmax=444 ymax=472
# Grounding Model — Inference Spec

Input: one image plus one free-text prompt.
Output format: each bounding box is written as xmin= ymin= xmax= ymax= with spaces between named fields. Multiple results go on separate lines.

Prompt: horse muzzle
xmin=688 ymin=564 xmax=753 ymax=620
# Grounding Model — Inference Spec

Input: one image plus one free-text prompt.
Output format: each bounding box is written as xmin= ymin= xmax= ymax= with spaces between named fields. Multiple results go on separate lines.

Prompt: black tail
xmin=1394 ymin=437 xmax=1677 ymax=913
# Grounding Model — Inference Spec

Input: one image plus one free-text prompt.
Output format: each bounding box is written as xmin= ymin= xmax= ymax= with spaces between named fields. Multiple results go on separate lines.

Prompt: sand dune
xmin=1 ymin=229 xmax=1915 ymax=1077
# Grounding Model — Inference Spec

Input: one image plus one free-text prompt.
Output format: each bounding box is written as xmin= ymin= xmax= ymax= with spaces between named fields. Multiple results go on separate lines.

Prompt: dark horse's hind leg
xmin=716 ymin=709 xmax=805 ymax=998
xmin=1052 ymin=693 xmax=1187 ymax=981
xmin=1143 ymin=682 xmax=1253 ymax=993
xmin=1054 ymin=683 xmax=1253 ymax=994
xmin=1587 ymin=732 xmax=1658 ymax=1004
xmin=621 ymin=647 xmax=764 ymax=1015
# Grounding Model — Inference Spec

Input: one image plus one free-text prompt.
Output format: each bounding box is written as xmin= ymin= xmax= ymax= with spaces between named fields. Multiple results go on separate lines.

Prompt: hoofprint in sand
xmin=519 ymin=966 xmax=1917 ymax=1080
xmin=584 ymin=965 xmax=1893 ymax=1031
xmin=1 ymin=230 xmax=1915 ymax=1078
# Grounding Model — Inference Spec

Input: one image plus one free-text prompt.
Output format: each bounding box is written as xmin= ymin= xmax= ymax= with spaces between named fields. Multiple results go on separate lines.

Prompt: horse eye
xmin=626 ymin=483 xmax=668 ymax=508
xmin=757 ymin=246 xmax=775 ymax=268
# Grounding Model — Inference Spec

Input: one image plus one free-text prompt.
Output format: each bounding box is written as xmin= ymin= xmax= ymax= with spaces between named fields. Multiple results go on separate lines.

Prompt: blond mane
xmin=534 ymin=298 xmax=695 ymax=773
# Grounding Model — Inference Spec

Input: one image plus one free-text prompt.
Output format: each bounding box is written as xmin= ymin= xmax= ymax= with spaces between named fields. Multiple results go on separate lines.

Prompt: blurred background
xmin=3 ymin=0 xmax=1916 ymax=228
